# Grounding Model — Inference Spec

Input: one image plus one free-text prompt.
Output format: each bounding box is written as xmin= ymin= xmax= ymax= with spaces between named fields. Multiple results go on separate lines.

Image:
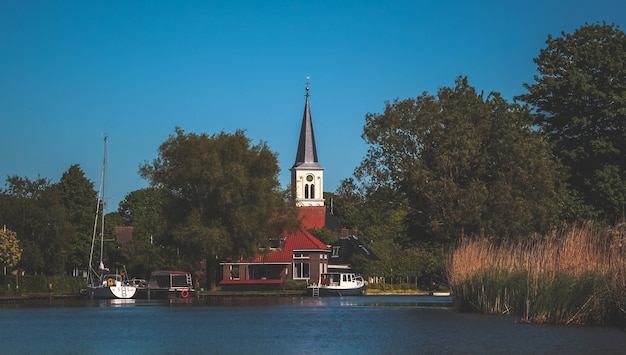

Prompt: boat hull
xmin=308 ymin=285 xmax=364 ymax=296
xmin=88 ymin=285 xmax=137 ymax=299
xmin=308 ymin=272 xmax=365 ymax=296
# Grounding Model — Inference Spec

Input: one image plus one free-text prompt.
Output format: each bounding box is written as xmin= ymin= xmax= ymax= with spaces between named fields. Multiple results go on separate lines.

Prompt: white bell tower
xmin=291 ymin=79 xmax=324 ymax=207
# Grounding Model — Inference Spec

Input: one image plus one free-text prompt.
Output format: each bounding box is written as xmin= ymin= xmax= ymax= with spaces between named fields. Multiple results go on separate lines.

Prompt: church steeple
xmin=291 ymin=79 xmax=324 ymax=208
xmin=293 ymin=84 xmax=321 ymax=169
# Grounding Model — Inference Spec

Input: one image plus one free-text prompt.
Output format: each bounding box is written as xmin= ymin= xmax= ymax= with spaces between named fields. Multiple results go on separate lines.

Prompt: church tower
xmin=291 ymin=81 xmax=326 ymax=229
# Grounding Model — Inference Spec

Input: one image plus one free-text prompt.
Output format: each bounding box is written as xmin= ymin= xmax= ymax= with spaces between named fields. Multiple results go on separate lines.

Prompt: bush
xmin=282 ymin=279 xmax=307 ymax=291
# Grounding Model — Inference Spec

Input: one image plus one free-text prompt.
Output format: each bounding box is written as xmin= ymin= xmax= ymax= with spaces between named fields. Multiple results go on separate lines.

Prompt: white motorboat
xmin=308 ymin=272 xmax=365 ymax=296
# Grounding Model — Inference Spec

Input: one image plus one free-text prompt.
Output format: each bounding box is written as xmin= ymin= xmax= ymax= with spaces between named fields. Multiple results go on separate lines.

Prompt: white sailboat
xmin=86 ymin=136 xmax=136 ymax=299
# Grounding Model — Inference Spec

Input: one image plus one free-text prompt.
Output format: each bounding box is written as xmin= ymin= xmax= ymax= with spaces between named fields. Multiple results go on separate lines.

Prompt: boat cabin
xmin=148 ymin=270 xmax=194 ymax=291
xmin=135 ymin=270 xmax=195 ymax=299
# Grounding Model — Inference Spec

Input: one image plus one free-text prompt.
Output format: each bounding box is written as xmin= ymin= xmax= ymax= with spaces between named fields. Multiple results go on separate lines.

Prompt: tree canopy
xmin=519 ymin=22 xmax=626 ymax=222
xmin=0 ymin=226 xmax=21 ymax=268
xmin=0 ymin=175 xmax=76 ymax=274
xmin=354 ymin=77 xmax=565 ymax=243
xmin=140 ymin=128 xmax=292 ymax=287
xmin=115 ymin=188 xmax=167 ymax=278
xmin=58 ymin=165 xmax=96 ymax=271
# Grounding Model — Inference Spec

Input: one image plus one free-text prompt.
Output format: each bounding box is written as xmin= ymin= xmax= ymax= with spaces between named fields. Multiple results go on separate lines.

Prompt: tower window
xmin=304 ymin=184 xmax=309 ymax=198
xmin=310 ymin=184 xmax=315 ymax=199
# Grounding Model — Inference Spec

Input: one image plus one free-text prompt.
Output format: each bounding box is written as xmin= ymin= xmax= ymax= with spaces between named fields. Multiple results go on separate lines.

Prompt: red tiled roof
xmin=299 ymin=206 xmax=326 ymax=229
xmin=229 ymin=229 xmax=330 ymax=264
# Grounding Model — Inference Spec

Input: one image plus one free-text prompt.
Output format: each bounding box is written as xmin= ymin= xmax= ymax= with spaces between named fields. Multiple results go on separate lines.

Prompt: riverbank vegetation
xmin=448 ymin=221 xmax=626 ymax=325
xmin=0 ymin=274 xmax=84 ymax=296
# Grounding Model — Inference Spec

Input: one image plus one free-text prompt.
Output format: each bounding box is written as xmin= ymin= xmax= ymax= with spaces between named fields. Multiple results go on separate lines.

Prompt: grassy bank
xmin=447 ymin=221 xmax=626 ymax=325
xmin=0 ymin=274 xmax=85 ymax=297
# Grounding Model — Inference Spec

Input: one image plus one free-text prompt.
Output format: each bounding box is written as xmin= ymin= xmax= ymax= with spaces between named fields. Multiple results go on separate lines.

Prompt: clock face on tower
xmin=306 ymin=175 xmax=314 ymax=182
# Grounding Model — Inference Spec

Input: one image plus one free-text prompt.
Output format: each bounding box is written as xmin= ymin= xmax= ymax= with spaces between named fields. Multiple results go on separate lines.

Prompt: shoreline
xmin=1 ymin=291 xmax=451 ymax=303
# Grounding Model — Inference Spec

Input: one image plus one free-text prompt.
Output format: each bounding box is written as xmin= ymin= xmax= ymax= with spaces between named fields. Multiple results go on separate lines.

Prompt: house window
xmin=269 ymin=238 xmax=283 ymax=250
xmin=249 ymin=264 xmax=265 ymax=280
xmin=230 ymin=265 xmax=240 ymax=280
xmin=294 ymin=262 xmax=310 ymax=279
xmin=332 ymin=246 xmax=340 ymax=257
xmin=293 ymin=252 xmax=309 ymax=259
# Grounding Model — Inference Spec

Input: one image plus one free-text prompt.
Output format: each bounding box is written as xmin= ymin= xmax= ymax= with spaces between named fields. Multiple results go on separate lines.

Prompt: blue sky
xmin=1 ymin=1 xmax=625 ymax=211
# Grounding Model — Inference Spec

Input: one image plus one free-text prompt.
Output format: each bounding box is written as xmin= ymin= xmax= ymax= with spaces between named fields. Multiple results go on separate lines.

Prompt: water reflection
xmin=99 ymin=298 xmax=136 ymax=307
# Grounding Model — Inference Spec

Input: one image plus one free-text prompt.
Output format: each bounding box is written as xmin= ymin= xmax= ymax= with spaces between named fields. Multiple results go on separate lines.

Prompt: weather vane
xmin=305 ymin=75 xmax=310 ymax=96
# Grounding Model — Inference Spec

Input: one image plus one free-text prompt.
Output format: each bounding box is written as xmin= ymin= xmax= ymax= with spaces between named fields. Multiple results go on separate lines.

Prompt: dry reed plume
xmin=447 ymin=221 xmax=626 ymax=325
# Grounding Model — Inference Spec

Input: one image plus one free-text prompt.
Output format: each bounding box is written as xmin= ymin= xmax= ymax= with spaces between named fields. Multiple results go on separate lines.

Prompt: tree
xmin=0 ymin=175 xmax=73 ymax=274
xmin=140 ymin=128 xmax=289 ymax=289
xmin=0 ymin=226 xmax=22 ymax=271
xmin=519 ymin=23 xmax=626 ymax=222
xmin=334 ymin=179 xmax=408 ymax=245
xmin=58 ymin=164 xmax=96 ymax=272
xmin=116 ymin=188 xmax=168 ymax=278
xmin=356 ymin=77 xmax=565 ymax=243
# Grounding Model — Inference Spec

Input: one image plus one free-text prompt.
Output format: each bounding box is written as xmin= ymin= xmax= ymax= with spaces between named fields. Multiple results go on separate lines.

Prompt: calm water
xmin=1 ymin=295 xmax=625 ymax=354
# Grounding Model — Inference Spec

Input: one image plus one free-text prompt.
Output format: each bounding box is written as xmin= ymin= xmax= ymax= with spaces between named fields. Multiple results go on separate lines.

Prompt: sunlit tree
xmin=0 ymin=226 xmax=22 ymax=271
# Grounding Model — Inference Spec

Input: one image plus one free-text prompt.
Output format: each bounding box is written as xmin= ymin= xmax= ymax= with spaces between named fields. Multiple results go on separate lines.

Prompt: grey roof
xmin=292 ymin=86 xmax=322 ymax=169
xmin=329 ymin=235 xmax=380 ymax=267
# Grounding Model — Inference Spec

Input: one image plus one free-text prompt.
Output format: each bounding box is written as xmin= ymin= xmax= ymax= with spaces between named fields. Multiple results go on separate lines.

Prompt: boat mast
xmin=89 ymin=135 xmax=108 ymax=283
xmin=99 ymin=135 xmax=107 ymax=271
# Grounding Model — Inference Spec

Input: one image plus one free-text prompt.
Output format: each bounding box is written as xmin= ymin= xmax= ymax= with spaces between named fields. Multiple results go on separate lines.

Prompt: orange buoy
xmin=181 ymin=289 xmax=189 ymax=298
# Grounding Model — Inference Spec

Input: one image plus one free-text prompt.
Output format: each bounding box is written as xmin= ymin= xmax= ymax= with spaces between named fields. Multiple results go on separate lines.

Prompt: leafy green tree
xmin=356 ymin=77 xmax=564 ymax=243
xmin=116 ymin=188 xmax=168 ymax=278
xmin=334 ymin=180 xmax=408 ymax=248
xmin=308 ymin=227 xmax=340 ymax=245
xmin=518 ymin=22 xmax=626 ymax=222
xmin=0 ymin=176 xmax=73 ymax=274
xmin=58 ymin=164 xmax=96 ymax=272
xmin=0 ymin=226 xmax=22 ymax=270
xmin=140 ymin=128 xmax=289 ymax=289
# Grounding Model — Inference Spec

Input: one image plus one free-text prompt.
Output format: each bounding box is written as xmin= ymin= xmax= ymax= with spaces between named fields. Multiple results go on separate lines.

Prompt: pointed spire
xmin=293 ymin=79 xmax=321 ymax=169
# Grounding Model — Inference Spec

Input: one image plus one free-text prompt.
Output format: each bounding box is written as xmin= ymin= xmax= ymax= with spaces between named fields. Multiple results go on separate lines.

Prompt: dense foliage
xmin=0 ymin=176 xmax=77 ymax=275
xmin=139 ymin=128 xmax=295 ymax=288
xmin=519 ymin=22 xmax=626 ymax=222
xmin=353 ymin=76 xmax=564 ymax=244
xmin=114 ymin=188 xmax=168 ymax=279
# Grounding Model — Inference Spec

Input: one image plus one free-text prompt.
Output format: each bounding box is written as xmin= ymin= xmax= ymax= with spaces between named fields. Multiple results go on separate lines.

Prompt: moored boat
xmin=90 ymin=272 xmax=137 ymax=299
xmin=135 ymin=270 xmax=195 ymax=299
xmin=307 ymin=272 xmax=365 ymax=296
xmin=85 ymin=136 xmax=136 ymax=299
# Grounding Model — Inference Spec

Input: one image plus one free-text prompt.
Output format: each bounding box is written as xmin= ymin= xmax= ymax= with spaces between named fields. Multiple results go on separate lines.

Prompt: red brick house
xmin=219 ymin=83 xmax=331 ymax=289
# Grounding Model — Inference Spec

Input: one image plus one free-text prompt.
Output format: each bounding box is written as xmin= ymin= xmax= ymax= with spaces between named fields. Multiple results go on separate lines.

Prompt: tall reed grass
xmin=447 ymin=221 xmax=626 ymax=325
